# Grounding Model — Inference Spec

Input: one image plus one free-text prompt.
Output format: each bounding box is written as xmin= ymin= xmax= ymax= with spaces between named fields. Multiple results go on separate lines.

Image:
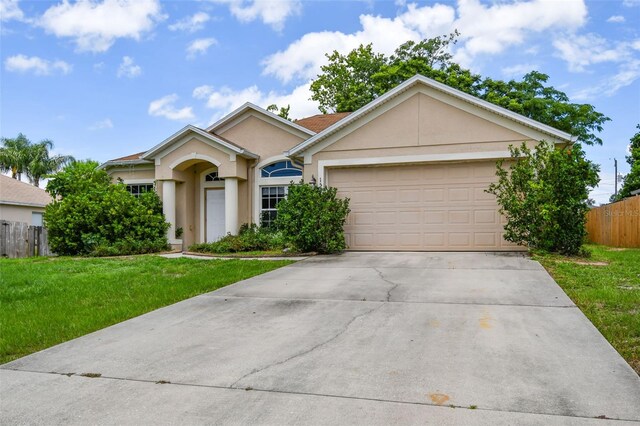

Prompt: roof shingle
xmin=294 ymin=112 xmax=351 ymax=133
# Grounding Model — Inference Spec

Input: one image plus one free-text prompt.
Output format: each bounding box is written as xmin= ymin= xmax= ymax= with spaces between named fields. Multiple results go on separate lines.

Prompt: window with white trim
xmin=258 ymin=161 xmax=303 ymax=227
xmin=260 ymin=186 xmax=288 ymax=227
xmin=126 ymin=183 xmax=154 ymax=197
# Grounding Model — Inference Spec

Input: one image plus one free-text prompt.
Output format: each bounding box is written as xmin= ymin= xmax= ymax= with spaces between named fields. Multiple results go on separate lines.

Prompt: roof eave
xmin=98 ymin=159 xmax=153 ymax=170
xmin=141 ymin=125 xmax=259 ymax=161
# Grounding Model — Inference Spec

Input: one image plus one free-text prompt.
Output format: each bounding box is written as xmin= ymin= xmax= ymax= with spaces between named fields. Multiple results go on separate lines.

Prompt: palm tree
xmin=25 ymin=140 xmax=74 ymax=187
xmin=0 ymin=133 xmax=31 ymax=179
xmin=0 ymin=134 xmax=74 ymax=186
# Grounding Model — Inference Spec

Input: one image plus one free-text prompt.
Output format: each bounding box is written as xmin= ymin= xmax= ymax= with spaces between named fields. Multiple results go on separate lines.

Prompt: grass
xmin=0 ymin=255 xmax=293 ymax=365
xmin=533 ymin=245 xmax=640 ymax=375
xmin=185 ymin=250 xmax=301 ymax=258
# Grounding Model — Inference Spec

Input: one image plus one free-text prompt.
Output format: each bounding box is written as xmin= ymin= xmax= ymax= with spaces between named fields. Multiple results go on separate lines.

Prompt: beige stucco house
xmin=101 ymin=75 xmax=573 ymax=251
xmin=0 ymin=174 xmax=52 ymax=226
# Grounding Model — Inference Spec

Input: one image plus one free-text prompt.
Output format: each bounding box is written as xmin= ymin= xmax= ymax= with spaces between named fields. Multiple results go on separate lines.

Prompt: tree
xmin=0 ymin=133 xmax=73 ymax=185
xmin=0 ymin=133 xmax=30 ymax=179
xmin=267 ymin=104 xmax=291 ymax=120
xmin=613 ymin=124 xmax=640 ymax=201
xmin=310 ymin=44 xmax=387 ymax=114
xmin=45 ymin=160 xmax=169 ymax=256
xmin=309 ymin=34 xmax=610 ymax=145
xmin=25 ymin=140 xmax=74 ymax=187
xmin=487 ymin=142 xmax=599 ymax=255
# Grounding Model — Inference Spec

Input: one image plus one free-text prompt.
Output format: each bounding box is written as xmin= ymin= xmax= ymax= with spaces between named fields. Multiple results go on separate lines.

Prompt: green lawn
xmin=0 ymin=255 xmax=293 ymax=365
xmin=533 ymin=245 xmax=640 ymax=375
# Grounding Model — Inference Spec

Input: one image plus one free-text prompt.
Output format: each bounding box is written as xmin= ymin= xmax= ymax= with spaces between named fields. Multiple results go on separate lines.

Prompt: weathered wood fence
xmin=586 ymin=196 xmax=640 ymax=248
xmin=0 ymin=220 xmax=52 ymax=258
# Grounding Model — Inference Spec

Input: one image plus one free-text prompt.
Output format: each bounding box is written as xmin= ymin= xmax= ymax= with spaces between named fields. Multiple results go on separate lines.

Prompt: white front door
xmin=206 ymin=189 xmax=226 ymax=242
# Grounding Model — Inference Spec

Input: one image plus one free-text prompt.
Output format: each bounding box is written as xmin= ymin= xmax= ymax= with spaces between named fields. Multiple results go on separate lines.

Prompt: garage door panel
xmin=423 ymin=188 xmax=445 ymax=202
xmin=330 ymin=162 xmax=521 ymax=251
xmin=448 ymin=233 xmax=471 ymax=246
xmin=448 ymin=188 xmax=470 ymax=201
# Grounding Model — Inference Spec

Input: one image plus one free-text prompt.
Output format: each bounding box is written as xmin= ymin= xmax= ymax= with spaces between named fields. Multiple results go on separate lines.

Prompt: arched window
xmin=205 ymin=171 xmax=224 ymax=181
xmin=260 ymin=161 xmax=302 ymax=178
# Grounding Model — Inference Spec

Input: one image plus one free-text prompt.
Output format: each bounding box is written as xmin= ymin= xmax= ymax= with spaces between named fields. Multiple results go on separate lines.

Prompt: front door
xmin=206 ymin=189 xmax=225 ymax=242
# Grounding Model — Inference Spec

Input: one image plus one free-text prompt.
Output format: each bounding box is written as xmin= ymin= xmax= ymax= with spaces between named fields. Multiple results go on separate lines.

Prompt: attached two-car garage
xmin=288 ymin=75 xmax=574 ymax=252
xmin=329 ymin=161 xmax=521 ymax=251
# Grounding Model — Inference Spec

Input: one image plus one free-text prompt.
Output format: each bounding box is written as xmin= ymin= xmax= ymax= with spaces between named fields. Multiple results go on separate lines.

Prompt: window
xmin=260 ymin=161 xmax=302 ymax=178
xmin=261 ymin=186 xmax=287 ymax=227
xmin=31 ymin=212 xmax=43 ymax=227
xmin=126 ymin=183 xmax=154 ymax=197
xmin=205 ymin=171 xmax=224 ymax=181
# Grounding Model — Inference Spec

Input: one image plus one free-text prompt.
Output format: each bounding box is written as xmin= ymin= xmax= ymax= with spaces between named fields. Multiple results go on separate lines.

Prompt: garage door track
xmin=2 ymin=252 xmax=639 ymax=425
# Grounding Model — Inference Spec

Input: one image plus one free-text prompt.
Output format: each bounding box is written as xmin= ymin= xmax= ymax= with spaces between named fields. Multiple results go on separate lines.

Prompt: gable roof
xmin=142 ymin=125 xmax=259 ymax=160
xmin=295 ymin=112 xmax=351 ymax=133
xmin=0 ymin=175 xmax=52 ymax=207
xmin=287 ymin=74 xmax=575 ymax=157
xmin=206 ymin=102 xmax=316 ymax=137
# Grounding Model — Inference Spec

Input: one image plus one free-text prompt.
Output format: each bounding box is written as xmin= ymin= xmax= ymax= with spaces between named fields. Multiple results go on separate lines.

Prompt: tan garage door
xmin=329 ymin=161 xmax=521 ymax=251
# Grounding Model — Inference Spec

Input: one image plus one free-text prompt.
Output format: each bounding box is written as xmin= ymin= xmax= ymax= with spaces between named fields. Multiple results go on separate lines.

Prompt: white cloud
xmin=572 ymin=59 xmax=640 ymax=100
xmin=263 ymin=0 xmax=587 ymax=83
xmin=1 ymin=0 xmax=24 ymax=22
xmin=623 ymin=0 xmax=640 ymax=6
xmin=89 ymin=118 xmax=113 ymax=130
xmin=607 ymin=15 xmax=625 ymax=23
xmin=38 ymin=0 xmax=165 ymax=53
xmin=553 ymin=34 xmax=637 ymax=72
xmin=148 ymin=94 xmax=195 ymax=121
xmin=208 ymin=0 xmax=301 ymax=31
xmin=193 ymin=82 xmax=319 ymax=122
xmin=501 ymin=63 xmax=539 ymax=78
xmin=168 ymin=11 xmax=209 ymax=32
xmin=4 ymin=54 xmax=72 ymax=75
xmin=186 ymin=38 xmax=217 ymax=58
xmin=117 ymin=56 xmax=141 ymax=78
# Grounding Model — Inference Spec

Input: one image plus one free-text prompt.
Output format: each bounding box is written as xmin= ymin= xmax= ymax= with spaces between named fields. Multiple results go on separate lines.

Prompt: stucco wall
xmin=0 ymin=204 xmax=45 ymax=224
xmin=303 ymin=92 xmax=540 ymax=181
xmin=108 ymin=167 xmax=155 ymax=182
xmin=219 ymin=115 xmax=306 ymax=159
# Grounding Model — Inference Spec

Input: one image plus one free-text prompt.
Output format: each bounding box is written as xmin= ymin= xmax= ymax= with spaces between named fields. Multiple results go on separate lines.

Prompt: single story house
xmin=0 ymin=174 xmax=52 ymax=226
xmin=101 ymin=75 xmax=572 ymax=251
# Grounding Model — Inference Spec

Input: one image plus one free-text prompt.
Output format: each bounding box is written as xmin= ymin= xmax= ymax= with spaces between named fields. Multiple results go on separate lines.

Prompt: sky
xmin=1 ymin=0 xmax=639 ymax=204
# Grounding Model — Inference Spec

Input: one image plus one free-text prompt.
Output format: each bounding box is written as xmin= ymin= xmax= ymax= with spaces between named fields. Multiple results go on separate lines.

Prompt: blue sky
xmin=1 ymin=0 xmax=639 ymax=204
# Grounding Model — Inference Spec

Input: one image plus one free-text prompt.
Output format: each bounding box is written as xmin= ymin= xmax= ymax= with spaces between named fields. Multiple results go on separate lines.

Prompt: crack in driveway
xmin=373 ymin=267 xmax=400 ymax=302
xmin=229 ymin=303 xmax=384 ymax=389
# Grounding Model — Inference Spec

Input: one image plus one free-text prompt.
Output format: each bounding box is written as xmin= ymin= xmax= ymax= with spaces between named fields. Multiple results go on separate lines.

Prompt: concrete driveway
xmin=2 ymin=252 xmax=639 ymax=425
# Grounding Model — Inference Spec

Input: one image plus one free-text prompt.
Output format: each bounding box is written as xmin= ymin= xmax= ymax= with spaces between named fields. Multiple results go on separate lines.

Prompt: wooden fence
xmin=586 ymin=196 xmax=640 ymax=248
xmin=0 ymin=220 xmax=52 ymax=258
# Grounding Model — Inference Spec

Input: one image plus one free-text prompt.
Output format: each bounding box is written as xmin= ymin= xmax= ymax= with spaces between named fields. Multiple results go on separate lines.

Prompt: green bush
xmin=487 ymin=142 xmax=599 ymax=255
xmin=189 ymin=224 xmax=286 ymax=254
xmin=274 ymin=183 xmax=350 ymax=254
xmin=45 ymin=160 xmax=169 ymax=256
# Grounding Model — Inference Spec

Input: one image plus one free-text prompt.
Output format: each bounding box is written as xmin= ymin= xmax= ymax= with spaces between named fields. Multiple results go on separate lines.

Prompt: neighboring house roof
xmin=0 ymin=174 xmax=52 ymax=207
xmin=294 ymin=112 xmax=351 ymax=133
xmin=287 ymin=74 xmax=575 ymax=157
xmin=142 ymin=125 xmax=259 ymax=160
xmin=206 ymin=102 xmax=316 ymax=136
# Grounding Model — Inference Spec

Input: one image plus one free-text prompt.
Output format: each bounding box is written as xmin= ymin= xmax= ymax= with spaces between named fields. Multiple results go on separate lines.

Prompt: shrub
xmin=45 ymin=160 xmax=169 ymax=256
xmin=189 ymin=224 xmax=286 ymax=254
xmin=274 ymin=183 xmax=350 ymax=254
xmin=487 ymin=142 xmax=599 ymax=255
